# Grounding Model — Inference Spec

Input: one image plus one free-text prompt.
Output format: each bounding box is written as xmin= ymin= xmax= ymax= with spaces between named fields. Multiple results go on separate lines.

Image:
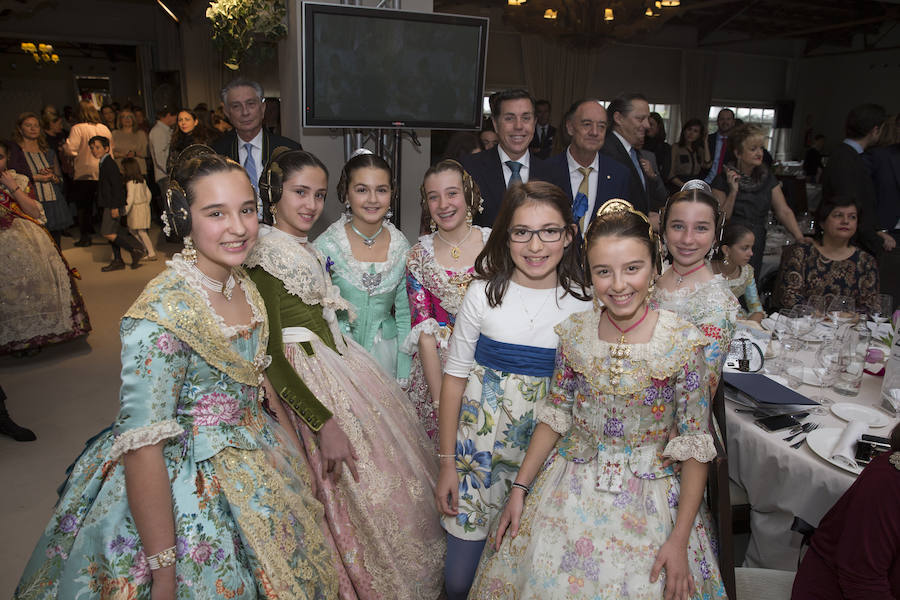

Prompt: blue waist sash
xmin=473 ymin=334 xmax=557 ymax=378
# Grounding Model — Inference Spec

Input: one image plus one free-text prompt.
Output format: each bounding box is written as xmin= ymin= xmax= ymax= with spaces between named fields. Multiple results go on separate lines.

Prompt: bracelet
xmin=511 ymin=482 xmax=530 ymax=496
xmin=146 ymin=545 xmax=177 ymax=570
xmin=437 ymin=453 xmax=456 ymax=459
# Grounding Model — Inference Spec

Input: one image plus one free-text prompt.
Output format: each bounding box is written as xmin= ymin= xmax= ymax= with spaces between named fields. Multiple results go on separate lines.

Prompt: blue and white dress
xmin=442 ymin=279 xmax=591 ymax=540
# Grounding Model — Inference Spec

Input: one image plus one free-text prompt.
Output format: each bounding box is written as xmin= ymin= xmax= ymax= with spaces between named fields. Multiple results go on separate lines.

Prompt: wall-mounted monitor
xmin=302 ymin=2 xmax=489 ymax=130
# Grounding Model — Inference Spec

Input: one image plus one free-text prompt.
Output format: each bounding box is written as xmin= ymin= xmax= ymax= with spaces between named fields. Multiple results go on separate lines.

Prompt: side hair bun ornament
xmin=680 ymin=179 xmax=712 ymax=193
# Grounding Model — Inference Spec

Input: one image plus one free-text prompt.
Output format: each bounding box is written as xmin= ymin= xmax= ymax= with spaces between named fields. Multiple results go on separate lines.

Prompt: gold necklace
xmin=436 ymin=226 xmax=473 ymax=260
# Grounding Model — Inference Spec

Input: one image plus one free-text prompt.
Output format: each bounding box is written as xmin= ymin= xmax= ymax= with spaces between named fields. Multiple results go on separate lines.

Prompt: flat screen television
xmin=302 ymin=2 xmax=489 ymax=130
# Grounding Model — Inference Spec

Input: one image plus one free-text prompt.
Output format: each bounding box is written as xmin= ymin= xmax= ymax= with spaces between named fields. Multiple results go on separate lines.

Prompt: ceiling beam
xmin=699 ymin=11 xmax=898 ymax=46
xmin=698 ymin=0 xmax=761 ymax=41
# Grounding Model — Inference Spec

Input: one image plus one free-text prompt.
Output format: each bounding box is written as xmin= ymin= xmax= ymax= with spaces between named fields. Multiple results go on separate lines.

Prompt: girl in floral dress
xmin=470 ymin=199 xmax=726 ymax=600
xmin=435 ymin=181 xmax=592 ymax=599
xmin=246 ymin=150 xmax=445 ymax=599
xmin=404 ymin=159 xmax=490 ymax=442
xmin=651 ymin=182 xmax=739 ymax=393
xmin=15 ymin=150 xmax=337 ymax=599
xmin=314 ymin=150 xmax=411 ymax=382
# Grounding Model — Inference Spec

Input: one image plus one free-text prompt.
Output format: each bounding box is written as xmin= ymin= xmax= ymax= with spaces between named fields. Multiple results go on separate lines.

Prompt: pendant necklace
xmin=350 ymin=222 xmax=383 ymax=248
xmin=518 ymin=285 xmax=554 ymax=329
xmin=191 ymin=264 xmax=236 ymax=300
xmin=671 ymin=261 xmax=706 ymax=286
xmin=436 ymin=226 xmax=473 ymax=260
xmin=604 ymin=304 xmax=649 ymax=386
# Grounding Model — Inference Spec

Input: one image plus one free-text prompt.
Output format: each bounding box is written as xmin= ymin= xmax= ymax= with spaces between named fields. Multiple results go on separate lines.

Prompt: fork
xmin=790 ymin=423 xmax=820 ymax=448
xmin=784 ymin=422 xmax=815 ymax=442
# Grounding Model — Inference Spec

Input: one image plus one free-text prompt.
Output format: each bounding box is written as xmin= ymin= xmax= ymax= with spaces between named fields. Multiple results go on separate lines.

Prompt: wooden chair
xmin=708 ymin=384 xmax=737 ymax=599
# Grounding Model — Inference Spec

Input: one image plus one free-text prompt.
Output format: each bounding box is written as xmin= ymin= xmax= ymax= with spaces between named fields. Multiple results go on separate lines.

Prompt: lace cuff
xmin=661 ymin=433 xmax=717 ymax=464
xmin=536 ymin=403 xmax=572 ymax=436
xmin=400 ymin=318 xmax=447 ymax=355
xmin=110 ymin=420 xmax=183 ymax=461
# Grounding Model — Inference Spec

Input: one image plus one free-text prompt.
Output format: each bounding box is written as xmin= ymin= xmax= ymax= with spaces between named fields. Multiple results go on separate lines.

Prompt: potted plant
xmin=206 ymin=0 xmax=287 ymax=70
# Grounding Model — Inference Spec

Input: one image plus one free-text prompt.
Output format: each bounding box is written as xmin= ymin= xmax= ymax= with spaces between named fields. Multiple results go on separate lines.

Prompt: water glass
xmin=871 ymin=293 xmax=893 ymax=325
xmin=832 ymin=323 xmax=871 ymax=397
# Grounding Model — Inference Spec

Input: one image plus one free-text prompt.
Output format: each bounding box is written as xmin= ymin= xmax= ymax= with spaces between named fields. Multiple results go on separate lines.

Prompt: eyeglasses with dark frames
xmin=508 ymin=226 xmax=567 ymax=243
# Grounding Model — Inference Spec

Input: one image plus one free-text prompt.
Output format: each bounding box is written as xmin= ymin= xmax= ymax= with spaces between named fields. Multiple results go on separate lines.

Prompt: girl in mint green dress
xmin=314 ymin=150 xmax=411 ymax=383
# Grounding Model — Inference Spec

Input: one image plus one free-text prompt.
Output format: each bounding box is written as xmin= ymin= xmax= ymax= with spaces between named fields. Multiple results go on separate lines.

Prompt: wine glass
xmin=870 ymin=294 xmax=893 ymax=327
xmin=827 ymin=296 xmax=855 ymax=330
xmin=786 ymin=304 xmax=816 ymax=350
xmin=807 ymin=339 xmax=840 ymax=415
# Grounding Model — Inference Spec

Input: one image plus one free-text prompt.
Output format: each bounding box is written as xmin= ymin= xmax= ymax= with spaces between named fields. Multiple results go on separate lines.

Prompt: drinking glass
xmin=785 ymin=305 xmax=816 ymax=349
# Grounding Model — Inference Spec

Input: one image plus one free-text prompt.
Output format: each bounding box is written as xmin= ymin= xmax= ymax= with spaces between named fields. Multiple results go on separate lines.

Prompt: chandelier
xmin=20 ymin=42 xmax=60 ymax=64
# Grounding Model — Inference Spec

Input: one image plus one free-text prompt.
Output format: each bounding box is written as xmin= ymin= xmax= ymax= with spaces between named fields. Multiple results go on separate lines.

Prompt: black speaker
xmin=775 ymin=100 xmax=795 ymax=129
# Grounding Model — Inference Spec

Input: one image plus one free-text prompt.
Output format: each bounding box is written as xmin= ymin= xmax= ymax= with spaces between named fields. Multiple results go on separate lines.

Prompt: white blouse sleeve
xmin=443 ymin=281 xmax=487 ymax=378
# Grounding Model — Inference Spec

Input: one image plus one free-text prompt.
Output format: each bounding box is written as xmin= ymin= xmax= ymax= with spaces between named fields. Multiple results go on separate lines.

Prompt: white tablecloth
xmin=725 ymin=357 xmax=898 ymax=570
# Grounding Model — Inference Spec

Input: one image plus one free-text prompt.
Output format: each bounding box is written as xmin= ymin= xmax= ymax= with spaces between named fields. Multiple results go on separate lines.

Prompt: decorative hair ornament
xmin=680 ymin=179 xmax=712 ymax=193
xmin=351 ymin=147 xmax=374 ymax=159
xmin=661 ymin=179 xmax=726 ymax=245
xmin=160 ymin=211 xmax=172 ymax=237
xmin=584 ymin=198 xmax=656 ymax=253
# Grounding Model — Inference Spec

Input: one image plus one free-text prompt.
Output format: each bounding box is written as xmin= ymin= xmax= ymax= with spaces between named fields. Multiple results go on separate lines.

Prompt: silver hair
xmin=220 ymin=78 xmax=264 ymax=104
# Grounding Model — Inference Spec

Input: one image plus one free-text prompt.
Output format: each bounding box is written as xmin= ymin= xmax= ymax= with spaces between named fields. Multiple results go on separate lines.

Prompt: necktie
xmin=573 ymin=166 xmax=592 ymax=235
xmin=629 ymin=147 xmax=646 ymax=190
xmin=243 ymin=142 xmax=260 ymax=218
xmin=715 ymin=135 xmax=728 ymax=175
xmin=506 ymin=160 xmax=523 ymax=187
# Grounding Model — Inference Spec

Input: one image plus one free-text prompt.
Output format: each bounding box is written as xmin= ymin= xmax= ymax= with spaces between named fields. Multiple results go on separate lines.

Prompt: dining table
xmin=724 ymin=328 xmax=899 ymax=571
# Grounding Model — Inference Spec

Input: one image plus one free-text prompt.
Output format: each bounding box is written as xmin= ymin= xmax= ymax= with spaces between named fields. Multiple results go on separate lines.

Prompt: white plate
xmin=830 ymin=403 xmax=893 ymax=428
xmin=805 ymin=427 xmax=863 ymax=475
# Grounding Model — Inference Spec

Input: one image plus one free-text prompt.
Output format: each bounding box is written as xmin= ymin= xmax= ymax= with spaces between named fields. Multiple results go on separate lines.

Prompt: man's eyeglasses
xmin=508 ymin=227 xmax=566 ymax=243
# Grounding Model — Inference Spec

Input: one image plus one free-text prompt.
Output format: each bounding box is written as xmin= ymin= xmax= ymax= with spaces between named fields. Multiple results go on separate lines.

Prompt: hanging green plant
xmin=206 ymin=0 xmax=287 ymax=70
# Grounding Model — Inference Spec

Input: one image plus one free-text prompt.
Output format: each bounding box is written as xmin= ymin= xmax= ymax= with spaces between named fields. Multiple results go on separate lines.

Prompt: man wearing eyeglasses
xmin=212 ymin=78 xmax=301 ymax=218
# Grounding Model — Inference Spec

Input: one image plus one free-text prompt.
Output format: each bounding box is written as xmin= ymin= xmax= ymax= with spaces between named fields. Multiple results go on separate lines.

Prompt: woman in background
xmin=13 ymin=111 xmax=71 ymax=246
xmin=65 ymin=100 xmax=112 ymax=247
xmin=112 ymin=109 xmax=149 ymax=177
xmin=668 ymin=118 xmax=711 ymax=192
xmin=166 ymin=109 xmax=211 ymax=172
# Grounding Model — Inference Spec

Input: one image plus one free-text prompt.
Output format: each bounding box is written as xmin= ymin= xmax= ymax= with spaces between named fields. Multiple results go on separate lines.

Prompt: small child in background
xmin=121 ymin=157 xmax=156 ymax=261
xmin=710 ymin=223 xmax=764 ymax=322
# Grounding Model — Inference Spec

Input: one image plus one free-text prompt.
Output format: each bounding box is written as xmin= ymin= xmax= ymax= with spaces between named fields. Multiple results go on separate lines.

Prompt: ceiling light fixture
xmin=157 ymin=0 xmax=180 ymax=23
xmin=544 ymin=9 xmax=558 ymax=19
xmin=660 ymin=0 xmax=680 ymax=6
xmin=645 ymin=7 xmax=653 ymax=16
xmin=604 ymin=7 xmax=614 ymax=20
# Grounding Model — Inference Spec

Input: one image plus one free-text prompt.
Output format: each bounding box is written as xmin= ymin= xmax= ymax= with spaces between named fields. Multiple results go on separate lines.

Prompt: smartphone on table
xmin=755 ymin=413 xmax=803 ymax=432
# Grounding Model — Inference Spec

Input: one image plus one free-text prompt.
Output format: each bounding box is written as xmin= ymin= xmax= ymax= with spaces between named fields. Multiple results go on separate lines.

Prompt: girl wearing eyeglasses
xmin=434 ymin=181 xmax=591 ymax=599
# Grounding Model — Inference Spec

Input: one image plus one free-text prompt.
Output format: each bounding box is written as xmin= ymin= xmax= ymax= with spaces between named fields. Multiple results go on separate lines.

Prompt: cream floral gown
xmin=469 ymin=309 xmax=726 ymax=600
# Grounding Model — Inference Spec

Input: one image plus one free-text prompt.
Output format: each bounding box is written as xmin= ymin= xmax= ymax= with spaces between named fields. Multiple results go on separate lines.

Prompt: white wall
xmin=281 ymin=0 xmax=434 ymax=243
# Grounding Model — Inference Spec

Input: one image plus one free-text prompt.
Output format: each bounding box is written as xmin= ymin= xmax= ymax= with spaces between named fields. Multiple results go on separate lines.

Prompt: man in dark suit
xmin=529 ymin=99 xmax=556 ymax=160
xmin=822 ymin=103 xmax=889 ymax=258
xmin=599 ymin=93 xmax=665 ymax=218
xmin=545 ymin=99 xmax=631 ymax=238
xmin=461 ymin=89 xmax=554 ymax=227
xmin=212 ymin=77 xmax=301 ymax=219
xmin=704 ymin=108 xmax=736 ymax=184
xmin=89 ymin=136 xmax=146 ymax=271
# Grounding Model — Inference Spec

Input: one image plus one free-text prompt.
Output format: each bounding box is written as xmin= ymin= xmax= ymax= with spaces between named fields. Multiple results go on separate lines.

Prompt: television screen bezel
xmin=302 ymin=1 xmax=489 ymax=130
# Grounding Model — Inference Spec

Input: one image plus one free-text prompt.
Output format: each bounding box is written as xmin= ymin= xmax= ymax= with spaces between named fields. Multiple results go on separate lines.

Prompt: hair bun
xmin=169 ymin=144 xmax=217 ymax=178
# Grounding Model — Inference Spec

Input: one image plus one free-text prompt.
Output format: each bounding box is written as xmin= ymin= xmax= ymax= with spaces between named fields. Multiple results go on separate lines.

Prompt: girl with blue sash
xmin=434 ymin=181 xmax=592 ymax=599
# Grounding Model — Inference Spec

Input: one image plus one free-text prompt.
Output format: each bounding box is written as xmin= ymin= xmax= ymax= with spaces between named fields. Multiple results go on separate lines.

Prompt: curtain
xmin=679 ymin=50 xmax=717 ymax=127
xmin=521 ymin=35 xmax=599 ymax=130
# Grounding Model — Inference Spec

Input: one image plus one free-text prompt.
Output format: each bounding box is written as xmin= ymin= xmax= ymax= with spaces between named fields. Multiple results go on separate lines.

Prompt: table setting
xmin=723 ymin=298 xmax=899 ymax=570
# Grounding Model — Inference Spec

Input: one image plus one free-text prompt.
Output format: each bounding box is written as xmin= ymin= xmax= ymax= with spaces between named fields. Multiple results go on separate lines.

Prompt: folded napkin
xmin=830 ymin=420 xmax=868 ymax=470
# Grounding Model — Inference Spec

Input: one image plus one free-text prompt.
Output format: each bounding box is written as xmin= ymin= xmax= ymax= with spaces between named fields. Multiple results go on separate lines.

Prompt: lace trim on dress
xmin=662 ymin=432 xmax=718 ymax=463
xmin=724 ymin=264 xmax=754 ymax=297
xmin=124 ymin=263 xmax=269 ymax=386
xmin=555 ymin=309 xmax=708 ymax=394
xmin=400 ymin=318 xmax=448 ymax=355
xmin=316 ymin=219 xmax=410 ymax=296
xmin=109 ymin=419 xmax=182 ymax=461
xmin=168 ymin=255 xmax=265 ymax=339
xmin=535 ymin=401 xmax=572 ymax=436
xmin=407 ymin=226 xmax=489 ymax=315
xmin=246 ymin=226 xmax=354 ymax=349
xmin=891 ymin=451 xmax=900 ymax=471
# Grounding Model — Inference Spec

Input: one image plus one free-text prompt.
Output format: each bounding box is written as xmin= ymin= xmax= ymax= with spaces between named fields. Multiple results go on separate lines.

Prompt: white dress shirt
xmin=237 ymin=129 xmax=264 ymax=179
xmin=498 ymin=146 xmax=530 ymax=187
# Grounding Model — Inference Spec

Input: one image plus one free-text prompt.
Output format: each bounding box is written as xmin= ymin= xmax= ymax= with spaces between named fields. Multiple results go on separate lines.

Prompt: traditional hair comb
xmin=350 ymin=148 xmax=374 ymax=159
xmin=680 ymin=179 xmax=712 ymax=193
xmin=586 ymin=198 xmax=656 ymax=249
